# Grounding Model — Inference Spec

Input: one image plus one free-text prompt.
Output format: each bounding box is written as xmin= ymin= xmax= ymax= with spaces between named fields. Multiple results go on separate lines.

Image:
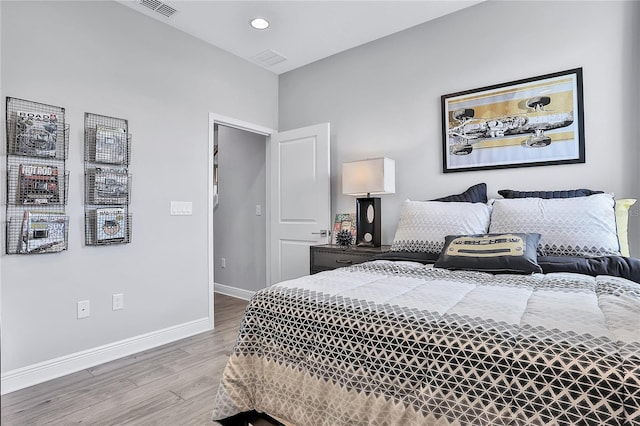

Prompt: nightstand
xmin=310 ymin=244 xmax=391 ymax=274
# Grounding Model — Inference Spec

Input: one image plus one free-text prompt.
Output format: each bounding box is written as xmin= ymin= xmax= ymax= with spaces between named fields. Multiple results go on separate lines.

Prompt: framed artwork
xmin=441 ymin=68 xmax=584 ymax=173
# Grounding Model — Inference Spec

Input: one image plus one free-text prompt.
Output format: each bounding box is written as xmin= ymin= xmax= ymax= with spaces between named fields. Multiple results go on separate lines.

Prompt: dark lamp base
xmin=355 ymin=197 xmax=381 ymax=247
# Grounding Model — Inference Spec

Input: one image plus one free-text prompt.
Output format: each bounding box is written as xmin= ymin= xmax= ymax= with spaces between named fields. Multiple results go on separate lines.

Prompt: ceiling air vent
xmin=139 ymin=0 xmax=177 ymax=18
xmin=251 ymin=49 xmax=288 ymax=67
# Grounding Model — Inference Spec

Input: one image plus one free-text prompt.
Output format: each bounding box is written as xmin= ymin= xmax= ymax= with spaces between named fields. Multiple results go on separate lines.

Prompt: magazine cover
xmin=95 ymin=125 xmax=126 ymax=164
xmin=15 ymin=110 xmax=58 ymax=157
xmin=96 ymin=207 xmax=126 ymax=242
xmin=18 ymin=164 xmax=60 ymax=205
xmin=20 ymin=211 xmax=67 ymax=253
xmin=94 ymin=167 xmax=128 ymax=204
xmin=332 ymin=213 xmax=357 ymax=245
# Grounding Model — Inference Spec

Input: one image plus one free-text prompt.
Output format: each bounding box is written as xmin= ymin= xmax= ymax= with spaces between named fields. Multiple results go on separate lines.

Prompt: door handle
xmin=311 ymin=230 xmax=328 ymax=237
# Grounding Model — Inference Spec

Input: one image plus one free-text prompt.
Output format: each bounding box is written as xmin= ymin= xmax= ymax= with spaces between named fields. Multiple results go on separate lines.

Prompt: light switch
xmin=170 ymin=201 xmax=193 ymax=216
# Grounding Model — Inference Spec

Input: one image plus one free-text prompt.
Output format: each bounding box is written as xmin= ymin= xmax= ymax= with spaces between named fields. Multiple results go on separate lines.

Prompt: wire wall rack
xmin=84 ymin=112 xmax=132 ymax=246
xmin=5 ymin=97 xmax=70 ymax=254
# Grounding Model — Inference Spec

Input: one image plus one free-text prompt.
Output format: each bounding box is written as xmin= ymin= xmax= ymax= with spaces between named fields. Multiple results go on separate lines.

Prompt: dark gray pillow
xmin=435 ymin=233 xmax=542 ymax=274
xmin=432 ymin=183 xmax=487 ymax=203
xmin=537 ymin=255 xmax=640 ymax=283
xmin=498 ymin=188 xmax=603 ymax=199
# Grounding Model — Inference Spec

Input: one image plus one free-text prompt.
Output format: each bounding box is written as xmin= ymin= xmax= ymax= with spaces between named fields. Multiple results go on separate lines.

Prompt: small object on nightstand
xmin=310 ymin=244 xmax=391 ymax=274
xmin=336 ymin=229 xmax=354 ymax=247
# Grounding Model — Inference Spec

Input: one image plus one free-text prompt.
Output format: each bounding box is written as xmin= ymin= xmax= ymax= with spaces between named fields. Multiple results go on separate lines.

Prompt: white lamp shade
xmin=342 ymin=157 xmax=396 ymax=196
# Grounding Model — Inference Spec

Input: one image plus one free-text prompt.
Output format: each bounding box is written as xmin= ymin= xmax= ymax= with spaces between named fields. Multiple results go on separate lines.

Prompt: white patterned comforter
xmin=212 ymin=261 xmax=640 ymax=425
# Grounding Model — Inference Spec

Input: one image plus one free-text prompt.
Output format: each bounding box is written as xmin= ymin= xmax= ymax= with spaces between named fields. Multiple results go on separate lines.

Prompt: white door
xmin=269 ymin=123 xmax=331 ymax=284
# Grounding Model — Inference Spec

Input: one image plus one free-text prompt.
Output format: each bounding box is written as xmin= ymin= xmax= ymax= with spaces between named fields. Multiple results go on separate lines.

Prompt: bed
xmin=212 ymin=186 xmax=640 ymax=426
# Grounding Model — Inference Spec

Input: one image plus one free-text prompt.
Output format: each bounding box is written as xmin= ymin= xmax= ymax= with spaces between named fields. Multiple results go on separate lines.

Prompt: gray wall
xmin=213 ymin=125 xmax=267 ymax=292
xmin=279 ymin=0 xmax=640 ymax=255
xmin=1 ymin=1 xmax=278 ymax=372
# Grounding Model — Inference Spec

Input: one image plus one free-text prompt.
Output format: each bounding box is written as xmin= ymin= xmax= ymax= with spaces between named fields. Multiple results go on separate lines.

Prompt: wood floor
xmin=1 ymin=293 xmax=251 ymax=426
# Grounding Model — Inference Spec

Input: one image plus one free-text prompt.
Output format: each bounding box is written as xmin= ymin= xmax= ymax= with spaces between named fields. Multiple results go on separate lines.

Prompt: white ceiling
xmin=116 ymin=0 xmax=483 ymax=75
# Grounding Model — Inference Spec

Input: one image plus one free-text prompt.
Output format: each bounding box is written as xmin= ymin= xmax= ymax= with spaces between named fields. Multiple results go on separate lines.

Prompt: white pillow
xmin=489 ymin=194 xmax=620 ymax=257
xmin=391 ymin=200 xmax=491 ymax=253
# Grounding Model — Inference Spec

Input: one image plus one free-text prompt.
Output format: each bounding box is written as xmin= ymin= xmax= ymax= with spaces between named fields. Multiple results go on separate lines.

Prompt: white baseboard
xmin=1 ymin=317 xmax=210 ymax=395
xmin=214 ymin=282 xmax=256 ymax=301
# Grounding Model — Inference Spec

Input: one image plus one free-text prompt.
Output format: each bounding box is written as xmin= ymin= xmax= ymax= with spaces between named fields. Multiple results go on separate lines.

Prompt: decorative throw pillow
xmin=498 ymin=188 xmax=603 ymax=199
xmin=489 ymin=194 xmax=620 ymax=257
xmin=390 ymin=200 xmax=491 ymax=254
xmin=432 ymin=183 xmax=487 ymax=203
xmin=615 ymin=199 xmax=636 ymax=257
xmin=435 ymin=233 xmax=542 ymax=274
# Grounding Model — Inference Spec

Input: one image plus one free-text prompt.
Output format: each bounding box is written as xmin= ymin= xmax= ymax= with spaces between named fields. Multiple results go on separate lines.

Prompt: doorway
xmin=213 ymin=124 xmax=268 ymax=297
xmin=207 ymin=113 xmax=276 ymax=329
xmin=207 ymin=114 xmax=330 ymax=330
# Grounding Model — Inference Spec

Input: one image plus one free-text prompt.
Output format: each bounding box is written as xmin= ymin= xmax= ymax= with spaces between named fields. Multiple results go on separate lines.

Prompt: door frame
xmin=208 ymin=113 xmax=276 ymax=329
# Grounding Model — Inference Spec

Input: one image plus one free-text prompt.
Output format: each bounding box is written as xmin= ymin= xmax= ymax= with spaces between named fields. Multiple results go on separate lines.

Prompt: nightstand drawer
xmin=310 ymin=244 xmax=390 ymax=274
xmin=312 ymin=250 xmax=368 ymax=269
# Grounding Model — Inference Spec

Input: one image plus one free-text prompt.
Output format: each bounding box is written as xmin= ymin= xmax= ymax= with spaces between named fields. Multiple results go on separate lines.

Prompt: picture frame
xmin=441 ymin=68 xmax=584 ymax=173
xmin=332 ymin=213 xmax=356 ymax=245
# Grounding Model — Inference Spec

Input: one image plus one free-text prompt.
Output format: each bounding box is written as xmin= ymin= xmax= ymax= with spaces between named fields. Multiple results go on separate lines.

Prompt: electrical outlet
xmin=113 ymin=293 xmax=124 ymax=311
xmin=221 ymin=257 xmax=226 ymax=268
xmin=255 ymin=204 xmax=262 ymax=216
xmin=77 ymin=300 xmax=90 ymax=319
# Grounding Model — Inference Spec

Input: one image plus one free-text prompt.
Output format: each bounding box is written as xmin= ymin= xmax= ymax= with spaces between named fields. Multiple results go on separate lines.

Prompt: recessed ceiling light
xmin=250 ymin=17 xmax=270 ymax=30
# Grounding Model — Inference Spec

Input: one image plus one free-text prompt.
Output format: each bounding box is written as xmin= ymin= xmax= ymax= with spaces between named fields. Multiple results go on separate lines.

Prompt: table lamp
xmin=342 ymin=157 xmax=395 ymax=247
